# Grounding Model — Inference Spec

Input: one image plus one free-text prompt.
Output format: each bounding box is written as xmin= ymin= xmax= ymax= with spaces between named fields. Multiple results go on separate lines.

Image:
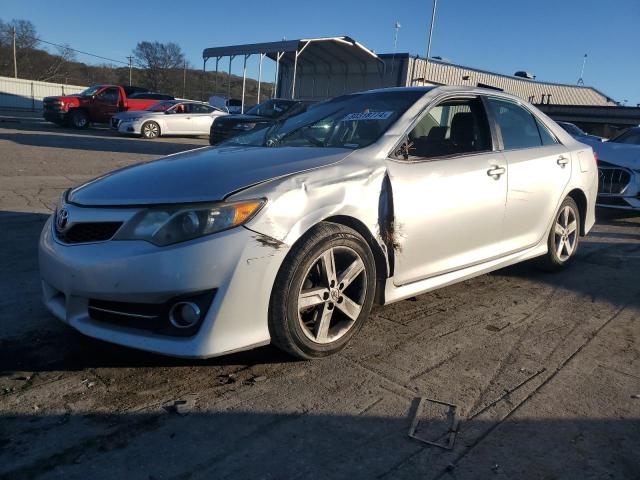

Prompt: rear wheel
xmin=539 ymin=197 xmax=580 ymax=271
xmin=269 ymin=222 xmax=376 ymax=359
xmin=69 ymin=110 xmax=89 ymax=129
xmin=141 ymin=121 xmax=160 ymax=139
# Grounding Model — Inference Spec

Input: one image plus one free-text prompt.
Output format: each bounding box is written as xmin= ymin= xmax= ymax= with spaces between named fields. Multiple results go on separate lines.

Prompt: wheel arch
xmin=566 ymin=188 xmax=588 ymax=236
xmin=323 ymin=215 xmax=388 ymax=304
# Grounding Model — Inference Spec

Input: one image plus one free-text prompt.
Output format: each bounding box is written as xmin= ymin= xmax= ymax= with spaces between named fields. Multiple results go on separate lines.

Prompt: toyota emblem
xmin=56 ymin=208 xmax=69 ymax=232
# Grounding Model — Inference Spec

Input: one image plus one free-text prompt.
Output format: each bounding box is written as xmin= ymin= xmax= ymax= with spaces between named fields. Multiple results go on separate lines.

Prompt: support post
xmin=214 ymin=57 xmax=220 ymax=95
xmin=201 ymin=58 xmax=208 ymax=101
xmin=241 ymin=54 xmax=249 ymax=113
xmin=257 ymin=53 xmax=264 ymax=104
xmin=274 ymin=52 xmax=282 ymax=99
xmin=292 ymin=52 xmax=298 ymax=99
xmin=227 ymin=55 xmax=235 ymax=101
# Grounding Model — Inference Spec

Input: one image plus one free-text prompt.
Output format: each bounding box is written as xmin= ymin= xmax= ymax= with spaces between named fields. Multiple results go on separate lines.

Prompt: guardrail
xmin=0 ymin=76 xmax=86 ymax=111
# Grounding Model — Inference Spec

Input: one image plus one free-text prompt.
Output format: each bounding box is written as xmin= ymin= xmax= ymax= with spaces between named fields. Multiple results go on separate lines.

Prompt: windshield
xmin=245 ymin=99 xmax=296 ymax=119
xmin=609 ymin=128 xmax=640 ymax=145
xmin=560 ymin=123 xmax=584 ymax=136
xmin=146 ymin=101 xmax=176 ymax=112
xmin=221 ymin=90 xmax=425 ymax=149
xmin=79 ymin=86 xmax=103 ymax=97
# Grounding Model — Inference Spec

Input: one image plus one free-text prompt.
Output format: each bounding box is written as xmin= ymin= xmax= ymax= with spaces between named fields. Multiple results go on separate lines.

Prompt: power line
xmin=27 ymin=34 xmax=129 ymax=66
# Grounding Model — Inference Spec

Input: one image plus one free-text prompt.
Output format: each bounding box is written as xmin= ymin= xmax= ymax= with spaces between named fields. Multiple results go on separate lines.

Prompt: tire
xmin=269 ymin=222 xmax=377 ymax=359
xmin=141 ymin=121 xmax=160 ymax=139
xmin=69 ymin=110 xmax=89 ymax=129
xmin=539 ymin=197 xmax=581 ymax=271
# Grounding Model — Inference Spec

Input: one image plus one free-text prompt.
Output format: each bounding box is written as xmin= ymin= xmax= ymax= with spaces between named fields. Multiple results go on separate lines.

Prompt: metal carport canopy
xmin=202 ymin=37 xmax=382 ymax=105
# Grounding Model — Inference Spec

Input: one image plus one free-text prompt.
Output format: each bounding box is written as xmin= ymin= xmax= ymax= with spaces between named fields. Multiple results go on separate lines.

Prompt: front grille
xmin=55 ymin=222 xmax=122 ymax=244
xmin=598 ymin=167 xmax=631 ymax=195
xmin=43 ymin=100 xmax=62 ymax=112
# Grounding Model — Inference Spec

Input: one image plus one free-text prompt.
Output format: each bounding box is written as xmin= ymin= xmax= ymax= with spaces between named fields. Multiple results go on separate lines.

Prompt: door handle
xmin=487 ymin=166 xmax=506 ymax=179
xmin=557 ymin=155 xmax=569 ymax=167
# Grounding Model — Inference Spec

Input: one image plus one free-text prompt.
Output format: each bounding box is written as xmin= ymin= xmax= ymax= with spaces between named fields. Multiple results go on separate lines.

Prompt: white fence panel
xmin=0 ymin=76 xmax=86 ymax=110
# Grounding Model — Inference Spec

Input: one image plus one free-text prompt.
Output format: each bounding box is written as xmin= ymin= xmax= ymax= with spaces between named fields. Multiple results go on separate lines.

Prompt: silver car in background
xmin=40 ymin=86 xmax=597 ymax=360
xmin=111 ymin=100 xmax=227 ymax=138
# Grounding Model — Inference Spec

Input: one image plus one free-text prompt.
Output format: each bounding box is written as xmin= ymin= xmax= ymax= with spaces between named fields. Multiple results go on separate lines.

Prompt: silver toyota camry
xmin=39 ymin=86 xmax=598 ymax=359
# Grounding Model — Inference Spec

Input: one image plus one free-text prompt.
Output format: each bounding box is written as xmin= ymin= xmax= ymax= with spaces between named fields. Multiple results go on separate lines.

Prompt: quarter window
xmin=487 ymin=98 xmax=547 ymax=150
xmin=400 ymin=97 xmax=492 ymax=160
xmin=535 ymin=118 xmax=559 ymax=146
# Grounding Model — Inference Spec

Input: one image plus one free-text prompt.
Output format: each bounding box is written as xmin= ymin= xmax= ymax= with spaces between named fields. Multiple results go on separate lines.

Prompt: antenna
xmin=390 ymin=21 xmax=401 ymax=77
xmin=577 ymin=53 xmax=587 ymax=85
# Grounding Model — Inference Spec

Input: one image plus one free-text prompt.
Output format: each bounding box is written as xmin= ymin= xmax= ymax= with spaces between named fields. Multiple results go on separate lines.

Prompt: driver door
xmin=91 ymin=87 xmax=120 ymax=123
xmin=386 ymin=96 xmax=509 ymax=286
xmin=163 ymin=103 xmax=193 ymax=134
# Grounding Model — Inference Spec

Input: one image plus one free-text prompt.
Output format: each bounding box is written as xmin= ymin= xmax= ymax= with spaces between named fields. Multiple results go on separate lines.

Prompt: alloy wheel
xmin=297 ymin=246 xmax=367 ymax=344
xmin=143 ymin=122 xmax=159 ymax=138
xmin=554 ymin=205 xmax=578 ymax=262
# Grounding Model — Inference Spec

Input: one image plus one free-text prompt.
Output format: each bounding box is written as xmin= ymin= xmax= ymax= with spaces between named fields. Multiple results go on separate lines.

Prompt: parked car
xmin=43 ymin=85 xmax=173 ymax=129
xmin=39 ymin=86 xmax=597 ymax=360
xmin=209 ymin=98 xmax=312 ymax=145
xmin=557 ymin=121 xmax=604 ymax=142
xmin=208 ymin=96 xmax=244 ymax=114
xmin=111 ymin=100 xmax=227 ymax=139
xmin=581 ymin=126 xmax=640 ymax=210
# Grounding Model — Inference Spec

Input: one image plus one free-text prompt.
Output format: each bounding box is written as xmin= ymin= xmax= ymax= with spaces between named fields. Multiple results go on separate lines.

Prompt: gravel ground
xmin=1 ymin=118 xmax=639 ymax=480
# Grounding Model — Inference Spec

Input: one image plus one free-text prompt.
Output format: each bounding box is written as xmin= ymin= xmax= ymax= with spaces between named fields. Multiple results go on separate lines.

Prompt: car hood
xmin=68 ymin=146 xmax=353 ymax=206
xmin=587 ymin=140 xmax=640 ymax=169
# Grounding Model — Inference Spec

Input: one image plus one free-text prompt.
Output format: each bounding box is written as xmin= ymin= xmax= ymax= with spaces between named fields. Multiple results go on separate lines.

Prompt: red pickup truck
xmin=43 ymin=85 xmax=173 ymax=129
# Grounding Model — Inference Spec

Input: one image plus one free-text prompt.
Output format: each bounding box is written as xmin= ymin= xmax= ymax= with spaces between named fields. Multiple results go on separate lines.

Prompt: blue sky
xmin=2 ymin=0 xmax=639 ymax=104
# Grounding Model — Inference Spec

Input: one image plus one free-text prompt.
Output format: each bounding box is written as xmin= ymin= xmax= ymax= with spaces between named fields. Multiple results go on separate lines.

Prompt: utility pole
xmin=183 ymin=59 xmax=187 ymax=99
xmin=425 ymin=0 xmax=438 ymax=77
xmin=126 ymin=56 xmax=133 ymax=85
xmin=391 ymin=21 xmax=401 ymax=77
xmin=12 ymin=26 xmax=18 ymax=78
xmin=577 ymin=54 xmax=587 ymax=86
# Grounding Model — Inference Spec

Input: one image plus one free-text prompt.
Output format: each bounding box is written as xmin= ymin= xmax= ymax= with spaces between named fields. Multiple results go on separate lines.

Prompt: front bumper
xmin=116 ymin=120 xmax=142 ymax=135
xmin=39 ymin=213 xmax=289 ymax=358
xmin=43 ymin=110 xmax=67 ymax=123
xmin=596 ymin=167 xmax=640 ymax=210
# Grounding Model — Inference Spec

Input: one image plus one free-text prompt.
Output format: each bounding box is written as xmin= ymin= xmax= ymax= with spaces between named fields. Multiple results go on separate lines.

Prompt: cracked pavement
xmin=0 ymin=118 xmax=639 ymax=479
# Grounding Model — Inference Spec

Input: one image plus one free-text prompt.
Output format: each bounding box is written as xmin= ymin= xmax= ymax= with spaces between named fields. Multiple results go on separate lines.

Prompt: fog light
xmin=169 ymin=302 xmax=201 ymax=329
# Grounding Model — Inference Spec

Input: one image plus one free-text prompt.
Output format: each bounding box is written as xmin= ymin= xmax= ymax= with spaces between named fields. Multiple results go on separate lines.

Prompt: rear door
xmin=163 ymin=103 xmax=193 ymax=134
xmin=486 ymin=97 xmax=571 ymax=253
xmin=386 ymin=95 xmax=509 ymax=285
xmin=189 ymin=104 xmax=217 ymax=134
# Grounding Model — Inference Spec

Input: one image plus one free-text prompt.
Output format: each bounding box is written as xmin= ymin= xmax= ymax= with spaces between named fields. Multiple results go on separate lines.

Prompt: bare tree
xmin=132 ymin=41 xmax=185 ymax=92
xmin=0 ymin=19 xmax=38 ymax=49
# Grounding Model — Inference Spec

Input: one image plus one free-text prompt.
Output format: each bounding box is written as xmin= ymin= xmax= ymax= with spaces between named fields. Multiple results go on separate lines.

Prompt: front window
xmin=398 ymin=97 xmax=492 ymax=159
xmin=147 ymin=101 xmax=177 ymax=112
xmin=609 ymin=129 xmax=640 ymax=145
xmin=245 ymin=99 xmax=297 ymax=119
xmin=222 ymin=90 xmax=426 ymax=149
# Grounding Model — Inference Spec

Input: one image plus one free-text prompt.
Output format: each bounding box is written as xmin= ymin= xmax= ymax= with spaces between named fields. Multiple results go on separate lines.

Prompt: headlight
xmin=127 ymin=117 xmax=142 ymax=122
xmin=114 ymin=199 xmax=265 ymax=246
xmin=233 ymin=122 xmax=257 ymax=130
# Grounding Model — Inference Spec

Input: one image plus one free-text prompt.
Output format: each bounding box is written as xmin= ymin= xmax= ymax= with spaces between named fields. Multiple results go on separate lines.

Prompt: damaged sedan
xmin=39 ymin=86 xmax=598 ymax=359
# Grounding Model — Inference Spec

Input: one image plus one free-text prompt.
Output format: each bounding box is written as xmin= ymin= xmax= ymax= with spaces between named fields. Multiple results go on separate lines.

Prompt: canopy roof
xmin=203 ymin=36 xmax=381 ymax=66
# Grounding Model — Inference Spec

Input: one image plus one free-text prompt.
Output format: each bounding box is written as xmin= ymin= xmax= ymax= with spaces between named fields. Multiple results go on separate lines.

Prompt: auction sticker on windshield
xmin=343 ymin=111 xmax=394 ymax=121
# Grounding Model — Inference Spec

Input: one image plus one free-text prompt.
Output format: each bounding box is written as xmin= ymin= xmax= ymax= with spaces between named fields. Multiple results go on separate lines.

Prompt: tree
xmin=0 ymin=19 xmax=38 ymax=49
xmin=132 ymin=41 xmax=185 ymax=92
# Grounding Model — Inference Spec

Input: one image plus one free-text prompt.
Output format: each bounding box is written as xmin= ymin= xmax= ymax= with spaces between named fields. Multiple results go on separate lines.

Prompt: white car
xmin=579 ymin=126 xmax=640 ymax=210
xmin=111 ymin=100 xmax=227 ymax=138
xmin=40 ymin=86 xmax=597 ymax=360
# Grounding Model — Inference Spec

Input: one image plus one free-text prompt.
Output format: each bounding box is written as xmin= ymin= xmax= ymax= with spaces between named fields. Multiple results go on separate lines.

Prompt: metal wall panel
xmin=406 ymin=57 xmax=615 ymax=106
xmin=0 ymin=76 xmax=86 ymax=110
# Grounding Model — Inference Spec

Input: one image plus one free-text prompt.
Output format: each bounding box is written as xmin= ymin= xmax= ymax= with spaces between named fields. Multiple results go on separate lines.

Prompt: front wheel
xmin=539 ymin=197 xmax=580 ymax=271
xmin=141 ymin=121 xmax=160 ymax=139
xmin=269 ymin=222 xmax=376 ymax=359
xmin=69 ymin=110 xmax=89 ymax=129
